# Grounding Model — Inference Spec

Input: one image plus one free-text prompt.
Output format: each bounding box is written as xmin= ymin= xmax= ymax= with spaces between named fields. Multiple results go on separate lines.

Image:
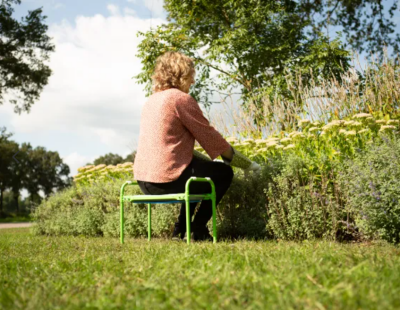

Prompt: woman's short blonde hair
xmin=151 ymin=51 xmax=195 ymax=93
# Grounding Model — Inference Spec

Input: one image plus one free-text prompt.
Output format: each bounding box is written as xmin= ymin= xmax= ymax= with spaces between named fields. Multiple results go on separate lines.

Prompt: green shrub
xmin=265 ymin=154 xmax=352 ymax=241
xmin=215 ymin=162 xmax=281 ymax=239
xmin=340 ymin=136 xmax=400 ymax=244
xmin=32 ymin=179 xmax=180 ymax=238
xmin=33 ymin=134 xmax=400 ymax=243
xmin=33 ymin=169 xmax=275 ymax=239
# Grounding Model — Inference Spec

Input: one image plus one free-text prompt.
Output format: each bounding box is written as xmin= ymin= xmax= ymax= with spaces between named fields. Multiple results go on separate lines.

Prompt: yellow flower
xmin=291 ymin=132 xmax=305 ymax=139
xmin=265 ymin=137 xmax=280 ymax=142
xmin=77 ymin=165 xmax=94 ymax=173
xmin=322 ymin=120 xmax=344 ymax=131
xmin=275 ymin=145 xmax=285 ymax=149
xmin=255 ymin=139 xmax=266 ymax=144
xmin=85 ymin=167 xmax=97 ymax=173
xmin=94 ymin=164 xmax=106 ymax=170
xmin=280 ymin=137 xmax=292 ymax=144
xmin=298 ymin=119 xmax=310 ymax=127
xmin=345 ymin=130 xmax=356 ymax=136
xmin=322 ymin=124 xmax=333 ymax=131
xmin=376 ymin=120 xmax=387 ymax=125
xmin=344 ymin=121 xmax=355 ymax=126
xmin=357 ymin=129 xmax=369 ymax=134
xmin=387 ymin=120 xmax=399 ymax=125
xmin=330 ymin=120 xmax=346 ymax=126
xmin=379 ymin=125 xmax=396 ymax=132
xmin=120 ymin=162 xmax=134 ymax=168
xmin=266 ymin=141 xmax=278 ymax=148
xmin=239 ymin=141 xmax=251 ymax=146
xmin=288 ymin=131 xmax=302 ymax=137
xmin=308 ymin=127 xmax=319 ymax=133
xmin=226 ymin=137 xmax=238 ymax=143
xmin=353 ymin=113 xmax=372 ymax=119
xmin=283 ymin=144 xmax=295 ymax=150
xmin=339 ymin=129 xmax=347 ymax=134
xmin=365 ymin=117 xmax=375 ymax=122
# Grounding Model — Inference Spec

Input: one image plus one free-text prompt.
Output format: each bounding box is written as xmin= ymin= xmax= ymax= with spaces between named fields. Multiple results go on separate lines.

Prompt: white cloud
xmin=90 ymin=128 xmax=128 ymax=148
xmin=107 ymin=4 xmax=120 ymax=16
xmin=0 ymin=7 xmax=166 ymax=176
xmin=4 ymin=11 xmax=166 ymax=139
xmin=127 ymin=0 xmax=137 ymax=3
xmin=63 ymin=152 xmax=97 ymax=176
xmin=144 ymin=0 xmax=166 ymax=19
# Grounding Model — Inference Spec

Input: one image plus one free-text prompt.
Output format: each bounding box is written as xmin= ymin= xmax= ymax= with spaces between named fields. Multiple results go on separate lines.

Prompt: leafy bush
xmin=32 ymin=179 xmax=180 ymax=238
xmin=340 ymin=136 xmax=400 ymax=244
xmin=265 ymin=154 xmax=352 ymax=241
xmin=33 ymin=171 xmax=275 ymax=239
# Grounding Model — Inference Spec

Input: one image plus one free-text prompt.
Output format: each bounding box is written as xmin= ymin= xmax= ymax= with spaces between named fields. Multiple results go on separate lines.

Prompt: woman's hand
xmin=245 ymin=161 xmax=261 ymax=173
xmin=243 ymin=161 xmax=261 ymax=178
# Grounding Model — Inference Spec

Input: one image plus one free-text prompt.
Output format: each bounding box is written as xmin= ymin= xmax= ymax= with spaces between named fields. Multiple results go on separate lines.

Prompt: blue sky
xmin=13 ymin=0 xmax=165 ymax=23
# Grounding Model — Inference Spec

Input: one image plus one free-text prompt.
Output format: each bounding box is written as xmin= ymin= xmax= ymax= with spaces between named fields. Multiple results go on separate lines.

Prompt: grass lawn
xmin=1 ymin=228 xmax=399 ymax=310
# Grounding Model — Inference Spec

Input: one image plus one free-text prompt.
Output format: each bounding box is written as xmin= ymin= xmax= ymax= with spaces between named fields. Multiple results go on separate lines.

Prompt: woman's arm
xmin=220 ymin=145 xmax=234 ymax=163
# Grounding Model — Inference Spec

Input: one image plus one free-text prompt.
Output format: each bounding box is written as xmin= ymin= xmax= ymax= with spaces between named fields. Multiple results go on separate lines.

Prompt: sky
xmin=1 ymin=0 xmax=399 ymax=199
xmin=1 ymin=0 xmax=168 ymax=183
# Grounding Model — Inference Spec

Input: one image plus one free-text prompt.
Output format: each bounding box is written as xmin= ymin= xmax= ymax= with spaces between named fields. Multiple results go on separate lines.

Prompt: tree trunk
xmin=13 ymin=191 xmax=19 ymax=214
xmin=0 ymin=186 xmax=3 ymax=213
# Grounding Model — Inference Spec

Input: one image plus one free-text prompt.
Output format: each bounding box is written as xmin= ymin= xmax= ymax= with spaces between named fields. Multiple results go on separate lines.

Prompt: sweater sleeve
xmin=174 ymin=94 xmax=231 ymax=160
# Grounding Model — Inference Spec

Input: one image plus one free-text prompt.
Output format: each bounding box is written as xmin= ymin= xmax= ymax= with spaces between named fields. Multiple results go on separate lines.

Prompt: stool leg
xmin=185 ymin=196 xmax=191 ymax=244
xmin=148 ymin=203 xmax=151 ymax=241
xmin=120 ymin=197 xmax=124 ymax=244
xmin=212 ymin=193 xmax=217 ymax=244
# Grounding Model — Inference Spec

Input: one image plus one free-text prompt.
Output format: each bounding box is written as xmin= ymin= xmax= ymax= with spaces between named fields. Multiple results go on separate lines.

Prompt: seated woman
xmin=133 ymin=51 xmax=260 ymax=241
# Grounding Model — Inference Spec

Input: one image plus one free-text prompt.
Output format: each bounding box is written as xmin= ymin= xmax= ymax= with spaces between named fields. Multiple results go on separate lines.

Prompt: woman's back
xmin=133 ymin=88 xmax=230 ymax=183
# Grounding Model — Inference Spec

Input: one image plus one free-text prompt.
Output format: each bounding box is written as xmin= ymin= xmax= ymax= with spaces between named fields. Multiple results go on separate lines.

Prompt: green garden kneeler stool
xmin=120 ymin=177 xmax=217 ymax=244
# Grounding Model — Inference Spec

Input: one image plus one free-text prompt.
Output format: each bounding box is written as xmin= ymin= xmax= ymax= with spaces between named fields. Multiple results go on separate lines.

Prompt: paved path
xmin=0 ymin=222 xmax=33 ymax=229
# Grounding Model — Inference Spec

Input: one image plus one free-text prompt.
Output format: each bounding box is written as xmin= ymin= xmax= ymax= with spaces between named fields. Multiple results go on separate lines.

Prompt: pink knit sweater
xmin=133 ymin=88 xmax=231 ymax=183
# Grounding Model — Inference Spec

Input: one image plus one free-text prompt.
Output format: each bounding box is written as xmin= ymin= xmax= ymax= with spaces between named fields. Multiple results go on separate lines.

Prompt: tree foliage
xmin=299 ymin=0 xmax=400 ymax=57
xmin=134 ymin=0 xmax=351 ymax=113
xmin=0 ymin=0 xmax=55 ymax=114
xmin=0 ymin=127 xmax=72 ymax=214
xmin=87 ymin=151 xmax=137 ymax=166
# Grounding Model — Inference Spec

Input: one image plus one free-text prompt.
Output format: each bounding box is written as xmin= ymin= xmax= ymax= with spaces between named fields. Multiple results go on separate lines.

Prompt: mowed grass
xmin=1 ymin=228 xmax=399 ymax=310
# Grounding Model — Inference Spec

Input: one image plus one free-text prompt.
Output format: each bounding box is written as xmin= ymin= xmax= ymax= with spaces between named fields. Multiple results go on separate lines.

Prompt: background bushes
xmin=32 ymin=170 xmax=272 ymax=240
xmin=265 ymin=154 xmax=350 ymax=241
xmin=32 ymin=55 xmax=400 ymax=244
xmin=340 ymin=136 xmax=400 ymax=244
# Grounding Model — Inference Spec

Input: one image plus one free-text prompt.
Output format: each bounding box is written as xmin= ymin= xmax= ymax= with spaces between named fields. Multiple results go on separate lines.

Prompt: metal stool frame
xmin=120 ymin=177 xmax=217 ymax=244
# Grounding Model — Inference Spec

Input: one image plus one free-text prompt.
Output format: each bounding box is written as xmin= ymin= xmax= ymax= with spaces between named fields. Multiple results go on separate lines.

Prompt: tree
xmin=135 ymin=0 xmax=351 ymax=117
xmin=87 ymin=152 xmax=136 ymax=166
xmin=7 ymin=142 xmax=27 ymax=212
xmin=0 ymin=0 xmax=55 ymax=114
xmin=0 ymin=129 xmax=72 ymax=213
xmin=0 ymin=127 xmax=18 ymax=213
xmin=23 ymin=144 xmax=72 ymax=202
xmin=298 ymin=0 xmax=400 ymax=57
xmin=124 ymin=151 xmax=136 ymax=164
